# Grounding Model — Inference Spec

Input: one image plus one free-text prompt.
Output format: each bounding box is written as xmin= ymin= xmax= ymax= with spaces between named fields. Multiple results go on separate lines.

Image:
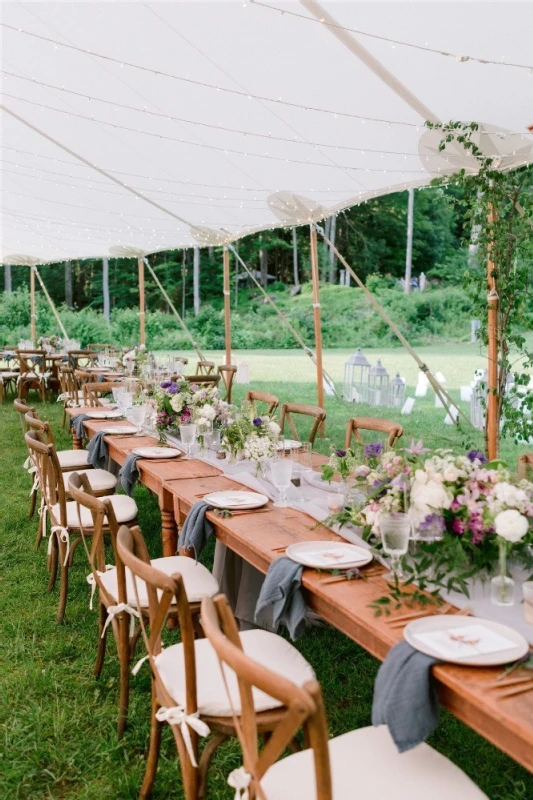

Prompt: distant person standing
xmin=411 ymin=276 xmax=419 ymax=291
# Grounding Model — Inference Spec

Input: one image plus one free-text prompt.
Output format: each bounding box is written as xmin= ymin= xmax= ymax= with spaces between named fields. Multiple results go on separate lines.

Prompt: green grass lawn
xmin=2 ymin=346 xmax=532 ymax=798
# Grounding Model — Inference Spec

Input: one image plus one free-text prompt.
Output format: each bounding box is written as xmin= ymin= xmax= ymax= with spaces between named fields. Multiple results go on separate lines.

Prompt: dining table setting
xmin=65 ymin=397 xmax=533 ymax=774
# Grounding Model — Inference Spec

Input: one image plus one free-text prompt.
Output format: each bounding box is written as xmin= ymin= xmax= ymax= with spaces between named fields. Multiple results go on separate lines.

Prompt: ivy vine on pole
xmin=426 ymin=120 xmax=533 ymax=455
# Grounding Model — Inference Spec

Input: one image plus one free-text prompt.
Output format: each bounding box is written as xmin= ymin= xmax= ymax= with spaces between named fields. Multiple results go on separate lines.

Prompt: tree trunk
xmin=193 ymin=247 xmax=200 ymax=316
xmin=102 ymin=257 xmax=110 ymax=322
xmin=328 ymin=215 xmax=337 ymax=283
xmin=260 ymin=248 xmax=268 ymax=288
xmin=65 ymin=260 xmax=73 ymax=308
xmin=292 ymin=227 xmax=300 ymax=288
xmin=404 ymin=189 xmax=414 ymax=294
xmin=4 ymin=263 xmax=12 ymax=292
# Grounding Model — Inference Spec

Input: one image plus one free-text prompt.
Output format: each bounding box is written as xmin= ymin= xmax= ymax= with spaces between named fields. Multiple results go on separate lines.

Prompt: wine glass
xmin=379 ymin=513 xmax=411 ymax=583
xmin=130 ymin=405 xmax=146 ymax=434
xmin=180 ymin=423 xmax=197 ymax=458
xmin=270 ymin=453 xmax=293 ymax=508
xmin=117 ymin=392 xmax=133 ymax=415
xmin=112 ymin=386 xmax=125 ymax=405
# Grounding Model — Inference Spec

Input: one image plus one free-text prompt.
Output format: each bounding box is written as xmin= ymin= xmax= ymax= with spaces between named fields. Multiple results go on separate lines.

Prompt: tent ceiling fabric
xmin=1 ymin=0 xmax=532 ymax=264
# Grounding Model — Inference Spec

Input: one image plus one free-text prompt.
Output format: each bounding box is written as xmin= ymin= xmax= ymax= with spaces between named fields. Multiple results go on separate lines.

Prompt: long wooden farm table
xmin=69 ymin=408 xmax=533 ymax=774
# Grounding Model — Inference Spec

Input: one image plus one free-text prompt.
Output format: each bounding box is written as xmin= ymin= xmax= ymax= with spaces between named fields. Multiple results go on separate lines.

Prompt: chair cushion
xmin=57 ymin=450 xmax=91 ymax=470
xmin=63 ymin=469 xmax=117 ymax=495
xmin=51 ymin=495 xmax=137 ymax=528
xmin=260 ymin=726 xmax=487 ymax=800
xmin=99 ymin=556 xmax=219 ymax=606
xmin=156 ymin=629 xmax=315 ymax=717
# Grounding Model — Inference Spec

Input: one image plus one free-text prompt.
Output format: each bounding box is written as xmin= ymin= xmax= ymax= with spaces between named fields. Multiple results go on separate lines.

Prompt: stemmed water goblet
xmin=130 ymin=405 xmax=146 ymax=435
xmin=179 ymin=423 xmax=197 ymax=458
xmin=269 ymin=451 xmax=293 ymax=508
xmin=379 ymin=512 xmax=411 ymax=583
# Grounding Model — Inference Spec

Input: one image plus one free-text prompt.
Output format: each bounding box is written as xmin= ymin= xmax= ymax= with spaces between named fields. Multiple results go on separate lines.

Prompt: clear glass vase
xmin=490 ymin=538 xmax=515 ymax=606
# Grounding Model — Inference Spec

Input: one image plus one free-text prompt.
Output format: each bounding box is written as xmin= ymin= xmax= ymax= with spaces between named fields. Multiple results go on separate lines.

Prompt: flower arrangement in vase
xmin=38 ymin=335 xmax=63 ymax=353
xmin=153 ymin=378 xmax=230 ymax=440
xmin=222 ymin=407 xmax=280 ymax=471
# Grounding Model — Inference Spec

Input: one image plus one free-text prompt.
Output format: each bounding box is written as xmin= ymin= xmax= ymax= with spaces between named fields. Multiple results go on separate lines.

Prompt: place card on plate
xmin=412 ymin=624 xmax=516 ymax=660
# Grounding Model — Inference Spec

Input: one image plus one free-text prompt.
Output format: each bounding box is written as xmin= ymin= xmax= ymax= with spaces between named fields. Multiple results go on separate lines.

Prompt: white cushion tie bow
xmin=28 ymin=467 xmax=39 ymax=498
xmin=47 ymin=525 xmax=70 ymax=567
xmin=102 ymin=603 xmax=141 ymax=638
xmin=131 ymin=645 xmax=165 ymax=677
xmin=227 ymin=767 xmax=252 ymax=800
xmin=155 ymin=706 xmax=210 ymax=767
xmin=86 ymin=565 xmax=115 ymax=610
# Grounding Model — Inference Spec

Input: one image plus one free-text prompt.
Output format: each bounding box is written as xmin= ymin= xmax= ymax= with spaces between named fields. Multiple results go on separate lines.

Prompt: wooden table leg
xmin=160 ymin=488 xmax=177 ymax=557
xmin=72 ymin=430 xmax=82 ymax=450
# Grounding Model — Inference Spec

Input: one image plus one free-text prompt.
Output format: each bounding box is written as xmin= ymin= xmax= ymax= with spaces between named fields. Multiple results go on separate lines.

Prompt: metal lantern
xmin=470 ymin=370 xmax=487 ymax=431
xmin=367 ymin=359 xmax=390 ymax=407
xmin=343 ymin=348 xmax=371 ymax=402
xmin=389 ymin=372 xmax=406 ymax=408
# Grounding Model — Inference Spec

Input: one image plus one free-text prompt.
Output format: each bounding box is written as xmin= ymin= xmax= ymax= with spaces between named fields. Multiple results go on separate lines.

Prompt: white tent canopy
xmin=2 ymin=0 xmax=532 ymax=264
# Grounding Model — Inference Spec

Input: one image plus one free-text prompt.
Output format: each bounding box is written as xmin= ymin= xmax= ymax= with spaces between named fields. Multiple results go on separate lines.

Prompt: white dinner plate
xmin=286 ymin=541 xmax=372 ymax=570
xmin=85 ymin=367 xmax=108 ymax=372
xmin=277 ymin=439 xmax=302 ymax=451
xmin=203 ymin=491 xmax=268 ymax=510
xmin=85 ymin=409 xmax=123 ymax=419
xmin=132 ymin=447 xmax=181 ymax=459
xmin=102 ymin=426 xmax=138 ymax=435
xmin=404 ymin=615 xmax=529 ymax=666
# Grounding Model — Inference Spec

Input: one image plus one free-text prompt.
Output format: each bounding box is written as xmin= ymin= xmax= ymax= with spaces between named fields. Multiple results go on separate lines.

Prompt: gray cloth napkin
xmin=119 ymin=453 xmax=143 ymax=496
xmin=87 ymin=430 xmax=108 ymax=469
xmin=97 ymin=373 xmax=107 ymax=383
xmin=177 ymin=500 xmax=215 ymax=560
xmin=70 ymin=413 xmax=90 ymax=440
xmin=372 ymin=640 xmax=440 ymax=752
xmin=255 ymin=556 xmax=306 ymax=641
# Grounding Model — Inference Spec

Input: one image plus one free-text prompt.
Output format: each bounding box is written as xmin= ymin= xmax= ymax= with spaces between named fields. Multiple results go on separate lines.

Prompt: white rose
xmin=196 ymin=417 xmax=208 ymax=428
xmin=494 ymin=509 xmax=529 ymax=542
xmin=414 ymin=469 xmax=428 ymax=485
xmin=170 ymin=395 xmax=184 ymax=413
xmin=202 ymin=405 xmax=216 ymax=421
xmin=493 ymin=483 xmax=528 ymax=508
xmin=268 ymin=421 xmax=281 ymax=436
xmin=443 ymin=467 xmax=459 ymax=482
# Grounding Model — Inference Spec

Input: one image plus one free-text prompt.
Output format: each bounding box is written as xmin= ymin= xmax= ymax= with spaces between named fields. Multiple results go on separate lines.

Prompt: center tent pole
xmin=30 ymin=266 xmax=36 ymax=344
xmin=138 ymin=256 xmax=146 ymax=346
xmin=486 ymin=202 xmax=499 ymax=460
xmin=309 ymin=225 xmax=326 ymax=431
xmin=223 ymin=247 xmax=232 ymax=365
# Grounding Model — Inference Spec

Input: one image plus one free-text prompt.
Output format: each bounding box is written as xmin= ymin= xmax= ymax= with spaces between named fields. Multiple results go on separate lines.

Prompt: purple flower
xmin=253 ymin=417 xmax=263 ymax=427
xmin=335 ymin=449 xmax=347 ymax=458
xmin=364 ymin=442 xmax=383 ymax=459
xmin=166 ymin=382 xmax=179 ymax=395
xmin=160 ymin=381 xmax=171 ymax=389
xmin=467 ymin=449 xmax=488 ymax=464
xmin=452 ymin=518 xmax=467 ymax=536
xmin=405 ymin=439 xmax=430 ymax=456
xmin=419 ymin=513 xmax=445 ymax=532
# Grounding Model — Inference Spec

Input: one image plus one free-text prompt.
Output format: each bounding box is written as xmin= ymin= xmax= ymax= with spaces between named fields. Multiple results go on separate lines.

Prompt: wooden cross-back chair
xmin=87 ymin=343 xmax=110 ymax=353
xmin=117 ymin=527 xmax=314 ymax=800
xmin=196 ymin=360 xmax=215 ymax=375
xmin=184 ymin=374 xmax=221 ymax=389
xmin=16 ymin=349 xmax=48 ymax=402
xmin=217 ymin=364 xmax=237 ymax=403
xmin=279 ymin=402 xmax=326 ymax=446
xmin=0 ymin=348 xmax=20 ymax=399
xmin=83 ymin=380 xmax=123 ymax=407
xmin=201 ymin=594 xmax=487 ymax=800
xmin=24 ymin=429 xmax=136 ymax=624
xmin=68 ymin=349 xmax=98 ymax=369
xmin=344 ymin=417 xmax=403 ymax=451
xmin=69 ymin=478 xmax=219 ymax=738
xmin=518 ymin=453 xmax=533 ymax=480
xmin=22 ymin=408 xmax=92 ymax=473
xmin=25 ymin=413 xmax=117 ymax=498
xmin=14 ymin=399 xmax=39 ymax=519
xmin=245 ymin=390 xmax=280 ymax=417
xmin=58 ymin=365 xmax=82 ymax=427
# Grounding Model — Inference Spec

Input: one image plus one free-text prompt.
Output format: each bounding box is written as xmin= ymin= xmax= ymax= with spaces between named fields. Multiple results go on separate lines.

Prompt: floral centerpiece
xmin=330 ymin=441 xmax=533 ymax=609
xmin=153 ymin=378 xmax=230 ymax=438
xmin=38 ymin=335 xmax=62 ymax=352
xmin=222 ymin=408 xmax=280 ymax=471
xmin=123 ymin=344 xmax=152 ymax=375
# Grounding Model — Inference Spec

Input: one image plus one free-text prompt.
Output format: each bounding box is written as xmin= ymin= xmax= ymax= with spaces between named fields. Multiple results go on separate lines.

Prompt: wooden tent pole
xmin=227 ymin=244 xmax=340 ymax=400
xmin=138 ymin=257 xmax=146 ymax=346
xmin=487 ymin=203 xmax=499 ymax=460
xmin=33 ymin=267 xmax=69 ymax=338
xmin=309 ymin=225 xmax=326 ymax=429
xmin=30 ymin=266 xmax=36 ymax=343
xmin=143 ymin=259 xmax=206 ymax=362
xmin=223 ymin=247 xmax=232 ymax=365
